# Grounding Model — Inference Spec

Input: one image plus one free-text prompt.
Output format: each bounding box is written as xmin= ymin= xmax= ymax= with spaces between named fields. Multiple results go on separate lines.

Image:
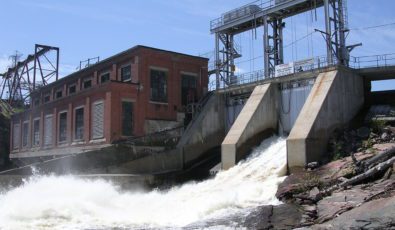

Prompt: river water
xmin=0 ymin=136 xmax=287 ymax=230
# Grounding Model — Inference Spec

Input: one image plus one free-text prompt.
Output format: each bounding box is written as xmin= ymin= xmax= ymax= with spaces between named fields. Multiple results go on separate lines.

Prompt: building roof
xmin=33 ymin=45 xmax=209 ymax=93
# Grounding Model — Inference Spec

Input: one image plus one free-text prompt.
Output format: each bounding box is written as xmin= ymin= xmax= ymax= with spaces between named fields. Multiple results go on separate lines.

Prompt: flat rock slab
xmin=373 ymin=142 xmax=395 ymax=152
xmin=316 ymin=179 xmax=395 ymax=225
xmin=310 ymin=195 xmax=395 ymax=229
xmin=316 ymin=188 xmax=370 ymax=223
xmin=186 ymin=204 xmax=302 ymax=229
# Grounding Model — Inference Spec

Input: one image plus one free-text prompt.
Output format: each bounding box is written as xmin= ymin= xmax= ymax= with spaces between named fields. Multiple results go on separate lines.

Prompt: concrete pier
xmin=287 ymin=68 xmax=364 ymax=170
xmin=177 ymin=93 xmax=226 ymax=168
xmin=221 ymin=83 xmax=278 ymax=169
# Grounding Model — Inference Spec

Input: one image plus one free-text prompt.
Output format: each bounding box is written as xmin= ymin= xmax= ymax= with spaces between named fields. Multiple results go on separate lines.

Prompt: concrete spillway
xmin=219 ymin=67 xmax=364 ymax=171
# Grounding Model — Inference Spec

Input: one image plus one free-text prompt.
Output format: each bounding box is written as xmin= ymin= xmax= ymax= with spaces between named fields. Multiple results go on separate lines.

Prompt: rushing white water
xmin=0 ymin=136 xmax=287 ymax=230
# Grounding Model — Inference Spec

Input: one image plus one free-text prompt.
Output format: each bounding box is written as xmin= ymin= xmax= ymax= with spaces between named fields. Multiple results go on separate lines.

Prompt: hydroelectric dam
xmin=1 ymin=0 xmax=394 ymax=178
xmin=1 ymin=0 xmax=395 ymax=228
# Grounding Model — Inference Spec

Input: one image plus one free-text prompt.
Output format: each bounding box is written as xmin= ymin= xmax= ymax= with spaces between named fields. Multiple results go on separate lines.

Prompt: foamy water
xmin=0 ymin=137 xmax=287 ymax=230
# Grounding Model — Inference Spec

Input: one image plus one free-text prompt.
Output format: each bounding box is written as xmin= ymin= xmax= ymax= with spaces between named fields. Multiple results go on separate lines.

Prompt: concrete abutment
xmin=287 ymin=68 xmax=364 ymax=170
xmin=221 ymin=83 xmax=278 ymax=169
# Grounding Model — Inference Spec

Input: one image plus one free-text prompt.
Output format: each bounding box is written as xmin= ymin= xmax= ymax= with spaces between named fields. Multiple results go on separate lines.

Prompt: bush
xmin=296 ymin=173 xmax=324 ymax=193
xmin=370 ymin=119 xmax=387 ymax=133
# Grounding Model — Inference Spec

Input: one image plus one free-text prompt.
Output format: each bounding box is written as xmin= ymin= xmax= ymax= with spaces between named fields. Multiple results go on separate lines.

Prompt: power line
xmin=284 ymin=31 xmax=316 ymax=49
xmin=235 ymin=21 xmax=395 ymax=67
xmin=349 ymin=22 xmax=395 ymax=31
xmin=235 ymin=31 xmax=317 ymax=65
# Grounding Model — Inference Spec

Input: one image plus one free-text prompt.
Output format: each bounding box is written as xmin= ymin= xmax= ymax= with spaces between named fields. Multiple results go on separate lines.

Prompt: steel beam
xmin=263 ymin=16 xmax=270 ymax=78
xmin=215 ymin=33 xmax=220 ymax=89
xmin=324 ymin=0 xmax=333 ymax=65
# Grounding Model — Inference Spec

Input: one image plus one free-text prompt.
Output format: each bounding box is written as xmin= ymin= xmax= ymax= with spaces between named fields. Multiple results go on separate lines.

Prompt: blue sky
xmin=1 ymin=0 xmax=395 ymax=91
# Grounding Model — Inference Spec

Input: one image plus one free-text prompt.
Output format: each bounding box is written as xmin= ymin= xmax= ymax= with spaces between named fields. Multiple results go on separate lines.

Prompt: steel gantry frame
xmin=210 ymin=0 xmax=351 ymax=89
xmin=0 ymin=44 xmax=59 ymax=106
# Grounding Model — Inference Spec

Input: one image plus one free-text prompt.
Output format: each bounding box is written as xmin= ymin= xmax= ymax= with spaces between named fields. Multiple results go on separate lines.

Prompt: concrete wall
xmin=177 ymin=93 xmax=226 ymax=168
xmin=1 ymin=144 xmax=180 ymax=175
xmin=103 ymin=148 xmax=183 ymax=174
xmin=287 ymin=68 xmax=364 ymax=170
xmin=279 ymin=80 xmax=314 ymax=134
xmin=221 ymin=83 xmax=278 ymax=170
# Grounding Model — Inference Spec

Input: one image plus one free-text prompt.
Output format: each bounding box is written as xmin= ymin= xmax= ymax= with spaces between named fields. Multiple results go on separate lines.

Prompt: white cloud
xmin=235 ymin=66 xmax=246 ymax=74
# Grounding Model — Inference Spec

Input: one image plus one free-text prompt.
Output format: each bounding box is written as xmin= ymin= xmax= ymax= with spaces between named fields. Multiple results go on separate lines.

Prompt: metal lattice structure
xmin=0 ymin=44 xmax=59 ymax=107
xmin=210 ymin=0 xmax=353 ymax=89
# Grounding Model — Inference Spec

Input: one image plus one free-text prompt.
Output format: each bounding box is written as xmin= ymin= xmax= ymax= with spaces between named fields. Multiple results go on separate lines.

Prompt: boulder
xmin=381 ymin=132 xmax=390 ymax=141
xmin=276 ymin=172 xmax=307 ymax=200
xmin=308 ymin=187 xmax=322 ymax=202
xmin=357 ymin=127 xmax=370 ymax=139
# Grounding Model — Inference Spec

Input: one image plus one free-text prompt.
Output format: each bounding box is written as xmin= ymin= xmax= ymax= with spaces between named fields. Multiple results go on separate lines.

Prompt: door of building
xmin=121 ymin=101 xmax=133 ymax=136
xmin=181 ymin=74 xmax=197 ymax=107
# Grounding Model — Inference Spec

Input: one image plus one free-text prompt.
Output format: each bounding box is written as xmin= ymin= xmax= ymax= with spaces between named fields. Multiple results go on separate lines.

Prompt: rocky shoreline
xmin=274 ymin=122 xmax=395 ymax=229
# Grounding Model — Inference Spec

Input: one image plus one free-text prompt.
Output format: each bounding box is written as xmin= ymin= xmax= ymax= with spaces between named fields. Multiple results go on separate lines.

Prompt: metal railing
xmin=349 ymin=53 xmax=395 ymax=69
xmin=208 ymin=55 xmax=335 ymax=90
xmin=117 ymin=126 xmax=184 ymax=149
xmin=208 ymin=52 xmax=395 ymax=91
xmin=210 ymin=0 xmax=275 ymax=30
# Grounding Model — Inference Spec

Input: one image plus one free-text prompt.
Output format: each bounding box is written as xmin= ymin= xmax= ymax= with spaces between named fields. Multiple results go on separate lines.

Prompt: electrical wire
xmin=349 ymin=22 xmax=395 ymax=31
xmin=235 ymin=30 xmax=317 ymax=66
xmin=234 ymin=21 xmax=395 ymax=67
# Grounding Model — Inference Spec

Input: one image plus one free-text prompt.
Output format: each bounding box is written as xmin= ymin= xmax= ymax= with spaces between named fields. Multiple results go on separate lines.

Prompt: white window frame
xmin=82 ymin=78 xmax=92 ymax=90
xmin=22 ymin=120 xmax=29 ymax=148
xmin=44 ymin=114 xmax=53 ymax=147
xmin=58 ymin=110 xmax=68 ymax=144
xmin=149 ymin=67 xmax=169 ymax=104
xmin=55 ymin=88 xmax=63 ymax=99
xmin=68 ymin=83 xmax=77 ymax=95
xmin=120 ymin=64 xmax=132 ymax=82
xmin=100 ymin=71 xmax=111 ymax=84
xmin=91 ymin=100 xmax=105 ymax=140
xmin=43 ymin=92 xmax=51 ymax=103
xmin=74 ymin=106 xmax=85 ymax=141
xmin=32 ymin=117 xmax=40 ymax=147
xmin=13 ymin=123 xmax=20 ymax=150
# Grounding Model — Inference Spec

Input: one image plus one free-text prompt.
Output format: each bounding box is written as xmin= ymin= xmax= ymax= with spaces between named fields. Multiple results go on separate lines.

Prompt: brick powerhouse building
xmin=10 ymin=46 xmax=208 ymax=159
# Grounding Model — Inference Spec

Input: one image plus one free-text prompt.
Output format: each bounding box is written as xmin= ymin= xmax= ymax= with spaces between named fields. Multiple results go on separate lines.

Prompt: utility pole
xmin=8 ymin=51 xmax=22 ymax=68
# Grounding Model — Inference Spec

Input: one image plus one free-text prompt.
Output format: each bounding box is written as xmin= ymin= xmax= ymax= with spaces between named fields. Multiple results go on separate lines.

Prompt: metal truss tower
xmin=210 ymin=0 xmax=351 ymax=89
xmin=0 ymin=44 xmax=59 ymax=107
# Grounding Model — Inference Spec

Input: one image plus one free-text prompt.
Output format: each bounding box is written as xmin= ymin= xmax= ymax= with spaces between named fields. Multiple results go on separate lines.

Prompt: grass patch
xmin=370 ymin=119 xmax=387 ymax=133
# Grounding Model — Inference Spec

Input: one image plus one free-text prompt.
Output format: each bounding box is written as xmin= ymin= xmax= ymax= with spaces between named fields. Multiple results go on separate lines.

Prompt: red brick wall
xmin=10 ymin=46 xmax=208 ymax=156
xmin=137 ymin=48 xmax=208 ymax=122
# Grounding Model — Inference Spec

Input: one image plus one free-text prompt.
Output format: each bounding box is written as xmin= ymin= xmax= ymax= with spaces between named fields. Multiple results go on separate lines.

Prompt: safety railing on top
xmin=349 ymin=53 xmax=395 ymax=69
xmin=208 ymin=53 xmax=395 ymax=91
xmin=210 ymin=0 xmax=275 ymax=31
xmin=208 ymin=55 xmax=335 ymax=91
